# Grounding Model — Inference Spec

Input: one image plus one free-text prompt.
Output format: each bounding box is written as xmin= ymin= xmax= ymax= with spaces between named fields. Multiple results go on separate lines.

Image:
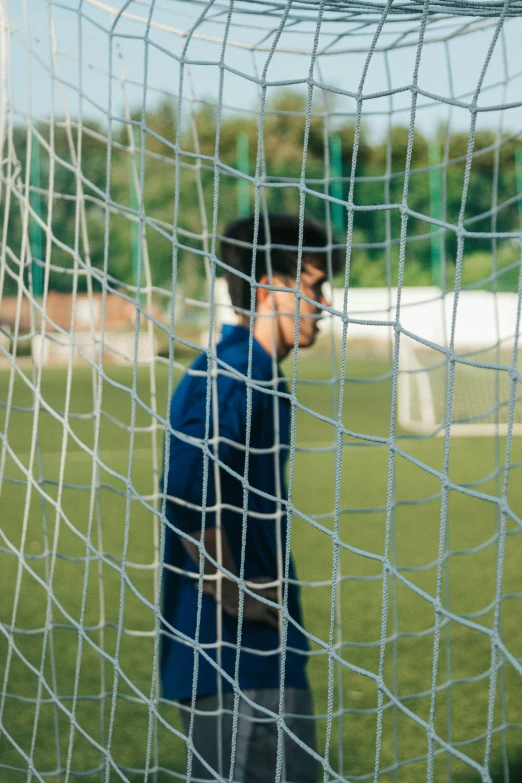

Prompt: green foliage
xmin=1 ymin=94 xmax=521 ymax=296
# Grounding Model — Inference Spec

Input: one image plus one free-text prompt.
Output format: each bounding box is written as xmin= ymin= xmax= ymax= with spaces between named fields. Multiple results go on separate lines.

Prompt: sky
xmin=5 ymin=0 xmax=522 ymax=144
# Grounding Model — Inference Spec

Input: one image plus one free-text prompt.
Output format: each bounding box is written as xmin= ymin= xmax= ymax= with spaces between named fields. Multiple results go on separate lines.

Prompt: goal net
xmin=1 ymin=1 xmax=522 ymax=782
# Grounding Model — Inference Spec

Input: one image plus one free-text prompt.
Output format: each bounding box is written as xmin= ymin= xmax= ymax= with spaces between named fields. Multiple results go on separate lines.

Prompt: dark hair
xmin=220 ymin=213 xmax=343 ymax=313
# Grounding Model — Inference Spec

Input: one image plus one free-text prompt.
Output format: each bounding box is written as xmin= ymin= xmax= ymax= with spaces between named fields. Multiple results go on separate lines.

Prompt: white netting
xmin=1 ymin=1 xmax=522 ymax=782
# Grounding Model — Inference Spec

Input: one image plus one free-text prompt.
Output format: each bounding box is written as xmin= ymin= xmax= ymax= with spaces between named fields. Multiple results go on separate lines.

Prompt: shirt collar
xmin=221 ymin=323 xmax=275 ymax=370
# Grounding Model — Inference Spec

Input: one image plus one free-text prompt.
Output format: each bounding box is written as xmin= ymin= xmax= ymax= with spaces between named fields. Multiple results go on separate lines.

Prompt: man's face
xmin=271 ymin=263 xmax=330 ymax=352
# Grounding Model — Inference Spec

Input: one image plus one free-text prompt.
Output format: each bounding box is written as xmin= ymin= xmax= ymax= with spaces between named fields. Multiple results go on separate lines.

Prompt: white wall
xmin=32 ymin=331 xmax=157 ymax=366
xmin=327 ymin=287 xmax=522 ymax=350
xmin=209 ymin=280 xmax=522 ymax=350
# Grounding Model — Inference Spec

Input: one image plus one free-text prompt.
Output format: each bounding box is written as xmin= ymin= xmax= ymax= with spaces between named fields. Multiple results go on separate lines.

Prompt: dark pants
xmin=180 ymin=688 xmax=318 ymax=783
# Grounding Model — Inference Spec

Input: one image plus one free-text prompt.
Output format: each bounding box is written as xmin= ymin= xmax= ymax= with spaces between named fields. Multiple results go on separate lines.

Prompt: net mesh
xmin=1 ymin=0 xmax=522 ymax=782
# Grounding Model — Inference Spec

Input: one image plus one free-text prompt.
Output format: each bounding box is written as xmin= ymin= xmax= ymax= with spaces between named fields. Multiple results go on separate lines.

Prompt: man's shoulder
xmin=171 ymin=342 xmax=247 ymax=402
xmin=185 ymin=341 xmax=251 ymax=381
xmin=218 ymin=337 xmax=251 ymax=376
xmin=173 ymin=333 xmax=274 ymax=409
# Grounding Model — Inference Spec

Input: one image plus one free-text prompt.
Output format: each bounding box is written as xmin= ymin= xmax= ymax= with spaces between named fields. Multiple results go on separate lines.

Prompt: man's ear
xmin=256 ymin=274 xmax=272 ymax=311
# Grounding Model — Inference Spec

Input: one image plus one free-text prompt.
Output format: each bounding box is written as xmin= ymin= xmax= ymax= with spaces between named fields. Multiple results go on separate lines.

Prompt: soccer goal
xmin=1 ymin=0 xmax=522 ymax=782
xmin=399 ymin=335 xmax=522 ymax=436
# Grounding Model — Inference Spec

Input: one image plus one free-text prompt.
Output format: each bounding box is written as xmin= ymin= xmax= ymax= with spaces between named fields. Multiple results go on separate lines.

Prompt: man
xmin=160 ymin=214 xmax=342 ymax=782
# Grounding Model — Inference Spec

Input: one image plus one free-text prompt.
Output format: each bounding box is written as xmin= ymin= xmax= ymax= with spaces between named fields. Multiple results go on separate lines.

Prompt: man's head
xmin=221 ymin=214 xmax=343 ymax=359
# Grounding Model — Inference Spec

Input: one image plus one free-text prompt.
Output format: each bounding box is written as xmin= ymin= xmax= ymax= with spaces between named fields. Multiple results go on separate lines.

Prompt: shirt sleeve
xmin=162 ymin=374 xmax=255 ymax=535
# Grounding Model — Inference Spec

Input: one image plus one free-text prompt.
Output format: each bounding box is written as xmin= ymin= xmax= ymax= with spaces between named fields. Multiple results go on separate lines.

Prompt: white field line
xmin=8 ymin=443 xmax=343 ymax=462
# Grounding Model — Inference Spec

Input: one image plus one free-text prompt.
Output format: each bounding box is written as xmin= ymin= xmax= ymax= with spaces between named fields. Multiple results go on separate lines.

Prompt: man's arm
xmin=166 ymin=378 xmax=279 ymax=628
xmin=182 ymin=527 xmax=279 ymax=629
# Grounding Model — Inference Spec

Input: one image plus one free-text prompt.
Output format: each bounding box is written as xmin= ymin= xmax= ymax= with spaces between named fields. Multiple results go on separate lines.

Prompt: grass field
xmin=1 ymin=347 xmax=521 ymax=783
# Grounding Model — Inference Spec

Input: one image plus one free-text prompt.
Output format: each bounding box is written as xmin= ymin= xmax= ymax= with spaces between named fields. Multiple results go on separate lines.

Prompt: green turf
xmin=0 ymin=353 xmax=521 ymax=782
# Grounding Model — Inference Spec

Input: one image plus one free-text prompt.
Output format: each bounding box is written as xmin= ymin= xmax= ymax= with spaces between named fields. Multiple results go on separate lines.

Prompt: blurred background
xmin=1 ymin=1 xmax=522 ymax=782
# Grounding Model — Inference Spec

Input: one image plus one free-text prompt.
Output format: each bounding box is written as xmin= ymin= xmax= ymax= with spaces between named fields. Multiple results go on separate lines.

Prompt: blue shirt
xmin=160 ymin=324 xmax=309 ymax=701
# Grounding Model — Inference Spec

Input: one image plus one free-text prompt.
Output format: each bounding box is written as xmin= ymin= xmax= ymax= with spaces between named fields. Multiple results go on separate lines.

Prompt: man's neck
xmin=237 ymin=317 xmax=289 ymax=363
